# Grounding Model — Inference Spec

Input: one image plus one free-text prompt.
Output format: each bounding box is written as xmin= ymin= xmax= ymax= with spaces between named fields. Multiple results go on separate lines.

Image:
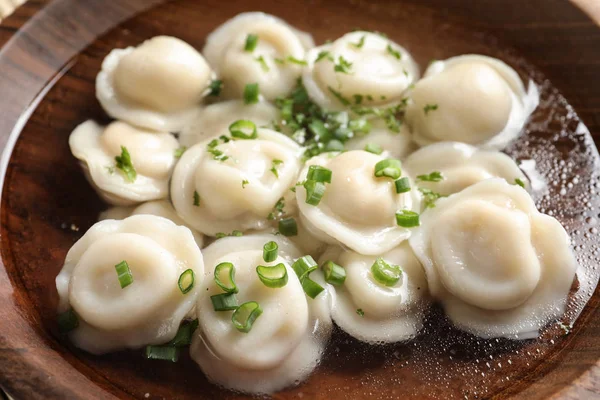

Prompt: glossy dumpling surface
xmin=320 ymin=242 xmax=429 ymax=343
xmin=296 ymin=150 xmax=421 ymax=255
xmin=55 ymin=215 xmax=204 ymax=354
xmin=69 ymin=120 xmax=179 ymax=205
xmin=303 ymin=31 xmax=419 ymax=111
xmin=190 ymin=234 xmax=331 ymax=394
xmin=203 ymin=12 xmax=314 ymax=101
xmin=409 ymin=179 xmax=576 ymax=339
xmin=406 ymin=55 xmax=539 ymax=149
xmin=97 ymin=36 xmax=212 ymax=132
xmin=404 ymin=141 xmax=528 ymax=196
xmin=171 ymin=128 xmax=302 ymax=236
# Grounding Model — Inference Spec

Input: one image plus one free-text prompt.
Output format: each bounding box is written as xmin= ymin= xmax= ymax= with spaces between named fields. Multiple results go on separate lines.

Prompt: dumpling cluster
xmin=58 ymin=10 xmax=579 ymax=396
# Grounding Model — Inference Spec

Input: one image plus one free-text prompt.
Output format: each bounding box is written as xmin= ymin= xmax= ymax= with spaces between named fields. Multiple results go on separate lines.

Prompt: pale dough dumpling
xmin=203 ymin=12 xmax=314 ymax=101
xmin=406 ymin=55 xmax=539 ymax=149
xmin=179 ymin=100 xmax=282 ymax=147
xmin=98 ymin=200 xmax=204 ymax=248
xmin=320 ymin=242 xmax=429 ymax=343
xmin=55 ymin=215 xmax=204 ymax=354
xmin=303 ymin=31 xmax=419 ymax=111
xmin=97 ymin=36 xmax=213 ymax=132
xmin=190 ymin=234 xmax=331 ymax=394
xmin=69 ymin=120 xmax=179 ymax=206
xmin=297 ymin=150 xmax=421 ymax=255
xmin=172 ymin=128 xmax=303 ymax=236
xmin=409 ymin=179 xmax=577 ymax=339
xmin=404 ymin=142 xmax=528 ymax=196
xmin=345 ymin=119 xmax=415 ymax=160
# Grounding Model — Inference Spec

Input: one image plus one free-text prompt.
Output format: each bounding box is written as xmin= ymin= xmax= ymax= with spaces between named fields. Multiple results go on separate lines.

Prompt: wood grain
xmin=0 ymin=1 xmax=600 ymax=399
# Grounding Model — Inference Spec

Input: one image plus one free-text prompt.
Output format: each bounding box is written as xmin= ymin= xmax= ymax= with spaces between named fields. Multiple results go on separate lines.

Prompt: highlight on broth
xmin=55 ymin=11 xmax=579 ymax=395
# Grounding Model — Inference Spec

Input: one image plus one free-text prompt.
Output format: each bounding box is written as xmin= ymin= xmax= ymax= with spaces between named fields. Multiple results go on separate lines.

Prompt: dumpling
xmin=409 ymin=179 xmax=577 ymax=339
xmin=190 ymin=234 xmax=331 ymax=394
xmin=97 ymin=36 xmax=213 ymax=132
xmin=303 ymin=31 xmax=419 ymax=111
xmin=171 ymin=127 xmax=303 ymax=236
xmin=296 ymin=150 xmax=421 ymax=255
xmin=98 ymin=200 xmax=204 ymax=248
xmin=404 ymin=141 xmax=527 ymax=196
xmin=345 ymin=119 xmax=415 ymax=160
xmin=203 ymin=12 xmax=314 ymax=101
xmin=69 ymin=120 xmax=179 ymax=205
xmin=55 ymin=215 xmax=204 ymax=354
xmin=179 ymin=100 xmax=281 ymax=147
xmin=406 ymin=55 xmax=539 ymax=149
xmin=319 ymin=242 xmax=429 ymax=343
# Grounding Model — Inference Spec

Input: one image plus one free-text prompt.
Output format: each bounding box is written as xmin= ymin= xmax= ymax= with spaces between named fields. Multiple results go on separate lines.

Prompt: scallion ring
xmin=178 ymin=269 xmax=195 ymax=294
xmin=115 ymin=260 xmax=133 ymax=288
xmin=322 ymin=260 xmax=346 ymax=286
xmin=256 ymin=263 xmax=288 ymax=288
xmin=302 ymin=277 xmax=325 ymax=299
xmin=374 ymin=158 xmax=402 ymax=180
xmin=214 ymin=262 xmax=238 ymax=293
xmin=394 ymin=177 xmax=411 ymax=193
xmin=304 ymin=180 xmax=326 ymax=206
xmin=262 ymin=241 xmax=279 ymax=262
xmin=278 ymin=217 xmax=298 ymax=237
xmin=229 ymin=120 xmax=258 ymax=139
xmin=232 ymin=301 xmax=263 ymax=333
xmin=395 ymin=210 xmax=420 ymax=228
xmin=145 ymin=345 xmax=180 ymax=362
xmin=210 ymin=292 xmax=239 ymax=311
xmin=371 ymin=257 xmax=402 ymax=286
xmin=292 ymin=255 xmax=318 ymax=280
xmin=306 ymin=165 xmax=333 ymax=183
xmin=243 ymin=83 xmax=259 ymax=104
xmin=168 ymin=319 xmax=199 ymax=347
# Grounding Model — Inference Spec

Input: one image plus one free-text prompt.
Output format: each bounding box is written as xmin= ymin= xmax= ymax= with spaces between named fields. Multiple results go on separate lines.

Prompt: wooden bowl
xmin=1 ymin=0 xmax=600 ymax=398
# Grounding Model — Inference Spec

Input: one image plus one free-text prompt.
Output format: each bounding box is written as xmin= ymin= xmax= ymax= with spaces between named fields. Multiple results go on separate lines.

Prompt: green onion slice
xmin=244 ymin=83 xmax=260 ymax=104
xmin=306 ymin=165 xmax=333 ymax=183
xmin=325 ymin=139 xmax=344 ymax=152
xmin=232 ymin=301 xmax=263 ymax=333
xmin=278 ymin=217 xmax=298 ymax=237
xmin=145 ymin=345 xmax=180 ymax=362
xmin=263 ymin=241 xmax=279 ymax=262
xmin=302 ymin=277 xmax=325 ymax=299
xmin=214 ymin=262 xmax=238 ymax=293
xmin=322 ymin=261 xmax=346 ymax=286
xmin=229 ymin=120 xmax=258 ymax=139
xmin=395 ymin=210 xmax=420 ymax=228
xmin=374 ymin=158 xmax=402 ymax=180
xmin=211 ymin=292 xmax=239 ymax=311
xmin=394 ymin=177 xmax=411 ymax=193
xmin=364 ymin=143 xmax=383 ymax=155
xmin=57 ymin=309 xmax=79 ymax=334
xmin=371 ymin=257 xmax=402 ymax=287
xmin=292 ymin=255 xmax=318 ymax=281
xmin=244 ymin=33 xmax=258 ymax=51
xmin=168 ymin=319 xmax=199 ymax=347
xmin=178 ymin=269 xmax=195 ymax=294
xmin=115 ymin=260 xmax=133 ymax=288
xmin=515 ymin=178 xmax=526 ymax=188
xmin=304 ymin=180 xmax=326 ymax=206
xmin=256 ymin=263 xmax=288 ymax=288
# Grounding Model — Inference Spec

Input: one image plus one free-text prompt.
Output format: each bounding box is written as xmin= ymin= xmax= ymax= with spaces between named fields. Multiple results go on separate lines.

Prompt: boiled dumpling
xmin=55 ymin=215 xmax=204 ymax=354
xmin=296 ymin=150 xmax=421 ymax=255
xmin=97 ymin=36 xmax=213 ymax=132
xmin=303 ymin=31 xmax=419 ymax=111
xmin=319 ymin=242 xmax=429 ymax=343
xmin=345 ymin=119 xmax=415 ymax=160
xmin=404 ymin=141 xmax=528 ymax=196
xmin=179 ymin=100 xmax=282 ymax=147
xmin=203 ymin=12 xmax=314 ymax=101
xmin=69 ymin=120 xmax=179 ymax=205
xmin=406 ymin=55 xmax=539 ymax=149
xmin=98 ymin=200 xmax=204 ymax=248
xmin=171 ymin=127 xmax=303 ymax=236
xmin=190 ymin=234 xmax=331 ymax=394
xmin=409 ymin=179 xmax=577 ymax=339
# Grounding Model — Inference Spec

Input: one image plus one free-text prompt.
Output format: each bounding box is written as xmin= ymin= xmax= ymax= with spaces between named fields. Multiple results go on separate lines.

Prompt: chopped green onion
xmin=315 ymin=50 xmax=332 ymax=62
xmin=515 ymin=178 xmax=526 ymax=188
xmin=115 ymin=260 xmax=133 ymax=288
xmin=419 ymin=187 xmax=445 ymax=208
xmin=325 ymin=139 xmax=344 ymax=152
xmin=207 ymin=148 xmax=229 ymax=161
xmin=423 ymin=104 xmax=438 ymax=114
xmin=174 ymin=146 xmax=187 ymax=158
xmin=210 ymin=292 xmax=239 ymax=311
xmin=115 ymin=146 xmax=137 ymax=183
xmin=328 ymin=86 xmax=351 ymax=106
xmin=242 ymin=179 xmax=249 ymax=188
xmin=263 ymin=241 xmax=279 ymax=262
xmin=229 ymin=119 xmax=258 ymax=139
xmin=374 ymin=158 xmax=402 ymax=179
xmin=256 ymin=263 xmax=288 ymax=288
xmin=244 ymin=83 xmax=260 ymax=104
xmin=279 ymin=217 xmax=298 ymax=237
xmin=308 ymin=119 xmax=332 ymax=141
xmin=302 ymin=277 xmax=325 ymax=299
xmin=334 ymin=56 xmax=353 ymax=74
xmin=145 ymin=345 xmax=180 ymax=362
xmin=287 ymin=56 xmax=308 ymax=66
xmin=322 ymin=261 xmax=346 ymax=286
xmin=57 ymin=309 xmax=79 ymax=334
xmin=208 ymin=79 xmax=223 ymax=97
xmin=395 ymin=177 xmax=411 ymax=193
xmin=371 ymin=257 xmax=402 ymax=286
xmin=255 ymin=55 xmax=269 ymax=71
xmin=364 ymin=143 xmax=383 ymax=155
xmin=356 ymin=308 xmax=365 ymax=317
xmin=395 ymin=210 xmax=420 ymax=227
xmin=270 ymin=159 xmax=283 ymax=178
xmin=350 ymin=35 xmax=366 ymax=49
xmin=193 ymin=190 xmax=200 ymax=206
xmin=386 ymin=44 xmax=402 ymax=60
xmin=417 ymin=171 xmax=444 ymax=182
xmin=307 ymin=165 xmax=333 ymax=183
xmin=244 ymin=34 xmax=258 ymax=51
xmin=232 ymin=301 xmax=263 ymax=333
xmin=178 ymin=269 xmax=195 ymax=294
xmin=304 ymin=180 xmax=326 ymax=206
xmin=348 ymin=118 xmax=371 ymax=134
xmin=292 ymin=255 xmax=318 ymax=281
xmin=168 ymin=319 xmax=199 ymax=347
xmin=214 ymin=262 xmax=238 ymax=294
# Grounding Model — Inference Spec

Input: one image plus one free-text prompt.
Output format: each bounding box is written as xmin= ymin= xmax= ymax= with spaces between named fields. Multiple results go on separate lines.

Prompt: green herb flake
xmin=386 ymin=44 xmax=402 ymax=60
xmin=350 ymin=35 xmax=366 ymax=49
xmin=515 ymin=178 xmax=526 ymax=188
xmin=327 ymin=86 xmax=351 ymax=106
xmin=270 ymin=159 xmax=284 ymax=178
xmin=417 ymin=171 xmax=444 ymax=182
xmin=423 ymin=104 xmax=439 ymax=115
xmin=356 ymin=308 xmax=365 ymax=317
xmin=287 ymin=56 xmax=308 ymax=66
xmin=315 ymin=50 xmax=333 ymax=63
xmin=208 ymin=79 xmax=223 ymax=97
xmin=193 ymin=191 xmax=200 ymax=206
xmin=115 ymin=146 xmax=137 ymax=183
xmin=174 ymin=146 xmax=187 ymax=158
xmin=242 ymin=179 xmax=249 ymax=188
xmin=255 ymin=55 xmax=269 ymax=72
xmin=244 ymin=34 xmax=258 ymax=52
xmin=419 ymin=187 xmax=446 ymax=208
xmin=334 ymin=56 xmax=353 ymax=74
